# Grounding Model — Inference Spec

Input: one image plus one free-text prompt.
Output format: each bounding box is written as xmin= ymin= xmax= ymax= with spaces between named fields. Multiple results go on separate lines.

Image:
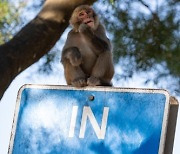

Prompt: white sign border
xmin=8 ymin=84 xmax=170 ymax=154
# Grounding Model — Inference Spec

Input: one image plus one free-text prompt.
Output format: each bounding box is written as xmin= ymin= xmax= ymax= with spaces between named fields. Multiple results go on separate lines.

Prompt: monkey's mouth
xmin=85 ymin=19 xmax=94 ymax=27
xmin=85 ymin=20 xmax=93 ymax=24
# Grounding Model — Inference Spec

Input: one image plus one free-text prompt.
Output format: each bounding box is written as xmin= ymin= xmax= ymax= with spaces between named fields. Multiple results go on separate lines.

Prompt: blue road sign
xmin=9 ymin=85 xmax=170 ymax=154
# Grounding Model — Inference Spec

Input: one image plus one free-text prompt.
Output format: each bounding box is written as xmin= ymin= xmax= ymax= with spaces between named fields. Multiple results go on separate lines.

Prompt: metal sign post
xmin=8 ymin=85 xmax=179 ymax=154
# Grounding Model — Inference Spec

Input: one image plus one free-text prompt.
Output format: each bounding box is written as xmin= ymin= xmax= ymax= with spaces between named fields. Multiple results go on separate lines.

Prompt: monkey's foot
xmin=72 ymin=78 xmax=87 ymax=87
xmin=87 ymin=76 xmax=101 ymax=86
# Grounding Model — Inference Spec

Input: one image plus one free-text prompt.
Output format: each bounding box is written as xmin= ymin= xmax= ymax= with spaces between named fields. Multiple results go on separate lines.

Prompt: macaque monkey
xmin=61 ymin=5 xmax=114 ymax=87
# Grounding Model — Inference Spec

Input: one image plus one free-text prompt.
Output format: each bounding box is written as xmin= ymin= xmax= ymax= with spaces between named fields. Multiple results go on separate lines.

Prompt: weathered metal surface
xmin=9 ymin=85 xmax=171 ymax=154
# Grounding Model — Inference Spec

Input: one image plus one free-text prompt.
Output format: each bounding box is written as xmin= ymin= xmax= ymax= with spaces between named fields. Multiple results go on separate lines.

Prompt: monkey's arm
xmin=87 ymin=51 xmax=114 ymax=86
xmin=79 ymin=24 xmax=114 ymax=86
xmin=61 ymin=31 xmax=82 ymax=66
xmin=61 ymin=31 xmax=87 ymax=87
xmin=87 ymin=25 xmax=114 ymax=85
xmin=79 ymin=24 xmax=111 ymax=53
xmin=91 ymin=51 xmax=114 ymax=78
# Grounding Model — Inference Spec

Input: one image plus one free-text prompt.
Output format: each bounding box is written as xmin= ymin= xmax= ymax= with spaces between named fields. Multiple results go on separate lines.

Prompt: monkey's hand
xmin=65 ymin=47 xmax=82 ymax=66
xmin=87 ymin=76 xmax=101 ymax=86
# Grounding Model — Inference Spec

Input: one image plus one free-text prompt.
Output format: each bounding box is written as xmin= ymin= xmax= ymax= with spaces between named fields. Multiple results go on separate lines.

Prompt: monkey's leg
xmin=64 ymin=62 xmax=87 ymax=87
xmin=62 ymin=47 xmax=82 ymax=67
xmin=88 ymin=51 xmax=114 ymax=86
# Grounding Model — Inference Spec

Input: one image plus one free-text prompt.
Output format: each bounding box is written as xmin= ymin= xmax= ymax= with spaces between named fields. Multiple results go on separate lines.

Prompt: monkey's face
xmin=70 ymin=5 xmax=99 ymax=32
xmin=78 ymin=9 xmax=95 ymax=28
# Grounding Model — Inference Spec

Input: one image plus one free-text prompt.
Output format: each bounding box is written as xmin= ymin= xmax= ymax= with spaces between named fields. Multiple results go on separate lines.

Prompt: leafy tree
xmin=98 ymin=0 xmax=180 ymax=93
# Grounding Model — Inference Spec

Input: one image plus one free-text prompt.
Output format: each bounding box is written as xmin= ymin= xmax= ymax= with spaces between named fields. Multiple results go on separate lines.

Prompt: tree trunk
xmin=0 ymin=0 xmax=96 ymax=100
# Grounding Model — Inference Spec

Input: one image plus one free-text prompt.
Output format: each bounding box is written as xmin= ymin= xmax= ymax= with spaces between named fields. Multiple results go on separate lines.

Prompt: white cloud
xmin=20 ymin=97 xmax=81 ymax=153
xmin=105 ymin=126 xmax=144 ymax=154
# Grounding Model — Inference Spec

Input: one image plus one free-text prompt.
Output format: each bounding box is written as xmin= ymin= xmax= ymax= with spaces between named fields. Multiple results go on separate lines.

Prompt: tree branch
xmin=0 ymin=0 xmax=97 ymax=100
xmin=138 ymin=0 xmax=154 ymax=14
xmin=138 ymin=0 xmax=160 ymax=22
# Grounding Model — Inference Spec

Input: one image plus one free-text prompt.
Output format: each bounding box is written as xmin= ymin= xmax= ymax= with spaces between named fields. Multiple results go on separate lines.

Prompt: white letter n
xmin=79 ymin=106 xmax=109 ymax=139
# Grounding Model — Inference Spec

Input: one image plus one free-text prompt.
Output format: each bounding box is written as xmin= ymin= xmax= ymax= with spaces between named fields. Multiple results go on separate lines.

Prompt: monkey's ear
xmin=69 ymin=11 xmax=79 ymax=32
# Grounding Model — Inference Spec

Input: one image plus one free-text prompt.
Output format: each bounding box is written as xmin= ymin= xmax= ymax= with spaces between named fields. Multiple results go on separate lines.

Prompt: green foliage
xmin=0 ymin=1 xmax=8 ymax=21
xmin=0 ymin=0 xmax=9 ymax=44
xmin=0 ymin=0 xmax=26 ymax=44
xmin=109 ymin=0 xmax=115 ymax=5
xmin=98 ymin=0 xmax=180 ymax=93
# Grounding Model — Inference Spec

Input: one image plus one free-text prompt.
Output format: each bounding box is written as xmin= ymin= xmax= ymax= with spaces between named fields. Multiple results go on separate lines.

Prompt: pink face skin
xmin=78 ymin=9 xmax=95 ymax=28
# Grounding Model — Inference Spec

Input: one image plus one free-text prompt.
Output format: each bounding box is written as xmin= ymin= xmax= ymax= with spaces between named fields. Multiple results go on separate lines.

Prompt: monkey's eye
xmin=86 ymin=9 xmax=93 ymax=15
xmin=79 ymin=12 xmax=85 ymax=17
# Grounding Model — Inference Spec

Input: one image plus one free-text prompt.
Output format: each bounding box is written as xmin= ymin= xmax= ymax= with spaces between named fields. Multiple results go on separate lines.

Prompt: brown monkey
xmin=61 ymin=5 xmax=114 ymax=87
